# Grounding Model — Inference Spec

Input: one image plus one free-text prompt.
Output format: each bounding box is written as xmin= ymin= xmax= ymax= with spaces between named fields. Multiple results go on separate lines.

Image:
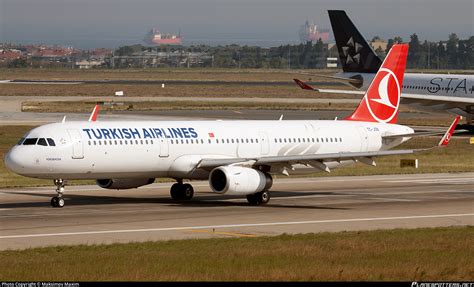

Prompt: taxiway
xmin=0 ymin=173 xmax=472 ymax=250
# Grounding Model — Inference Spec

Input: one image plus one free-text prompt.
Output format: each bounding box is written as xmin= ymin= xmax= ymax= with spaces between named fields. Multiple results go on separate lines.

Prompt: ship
xmin=299 ymin=21 xmax=330 ymax=43
xmin=144 ymin=28 xmax=182 ymax=45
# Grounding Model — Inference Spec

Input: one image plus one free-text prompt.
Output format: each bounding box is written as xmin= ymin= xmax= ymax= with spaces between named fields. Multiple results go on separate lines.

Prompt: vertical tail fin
xmin=328 ymin=10 xmax=382 ymax=73
xmin=345 ymin=44 xmax=408 ymax=124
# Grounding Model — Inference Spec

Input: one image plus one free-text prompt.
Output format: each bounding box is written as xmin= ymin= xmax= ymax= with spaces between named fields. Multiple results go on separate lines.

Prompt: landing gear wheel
xmin=51 ymin=179 xmax=67 ymax=208
xmin=247 ymin=190 xmax=271 ymax=205
xmin=51 ymin=196 xmax=59 ymax=207
xmin=170 ymin=182 xmax=194 ymax=201
xmin=246 ymin=193 xmax=259 ymax=205
xmin=181 ymin=184 xmax=194 ymax=200
xmin=57 ymin=197 xmax=65 ymax=208
xmin=170 ymin=183 xmax=181 ymax=200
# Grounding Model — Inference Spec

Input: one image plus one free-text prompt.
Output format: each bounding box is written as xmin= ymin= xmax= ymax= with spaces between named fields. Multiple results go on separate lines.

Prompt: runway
xmin=0 ymin=173 xmax=472 ymax=250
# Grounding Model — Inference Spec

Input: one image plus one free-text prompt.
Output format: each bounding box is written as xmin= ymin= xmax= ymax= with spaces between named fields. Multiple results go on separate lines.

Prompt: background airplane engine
xmin=96 ymin=178 xmax=155 ymax=190
xmin=209 ymin=166 xmax=272 ymax=195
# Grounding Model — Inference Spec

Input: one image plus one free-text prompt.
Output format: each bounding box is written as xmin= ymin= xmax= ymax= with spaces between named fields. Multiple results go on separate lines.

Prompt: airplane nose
xmin=4 ymin=148 xmax=24 ymax=174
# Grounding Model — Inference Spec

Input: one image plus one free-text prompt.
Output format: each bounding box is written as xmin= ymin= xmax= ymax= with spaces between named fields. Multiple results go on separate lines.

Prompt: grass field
xmin=1 ymin=125 xmax=472 ymax=188
xmin=0 ymin=226 xmax=472 ymax=281
xmin=2 ymin=68 xmax=472 ymax=81
xmin=0 ymin=68 xmax=336 ymax=81
xmin=22 ymin=100 xmax=360 ymax=112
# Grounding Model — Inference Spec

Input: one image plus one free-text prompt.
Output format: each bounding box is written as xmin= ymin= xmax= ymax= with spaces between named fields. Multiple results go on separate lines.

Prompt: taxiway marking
xmin=1 ymin=213 xmax=472 ymax=240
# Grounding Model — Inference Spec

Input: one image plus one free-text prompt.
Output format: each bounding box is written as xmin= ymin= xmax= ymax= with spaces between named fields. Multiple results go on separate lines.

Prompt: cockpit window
xmin=47 ymin=138 xmax=56 ymax=146
xmin=22 ymin=138 xmax=38 ymax=145
xmin=37 ymin=138 xmax=48 ymax=146
xmin=17 ymin=138 xmax=25 ymax=145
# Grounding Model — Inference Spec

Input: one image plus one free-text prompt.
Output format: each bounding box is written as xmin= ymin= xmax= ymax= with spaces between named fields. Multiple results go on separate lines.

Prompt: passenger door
xmin=67 ymin=129 xmax=84 ymax=159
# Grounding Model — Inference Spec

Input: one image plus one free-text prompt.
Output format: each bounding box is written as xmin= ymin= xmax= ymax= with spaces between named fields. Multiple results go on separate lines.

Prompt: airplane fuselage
xmin=5 ymin=120 xmax=412 ymax=180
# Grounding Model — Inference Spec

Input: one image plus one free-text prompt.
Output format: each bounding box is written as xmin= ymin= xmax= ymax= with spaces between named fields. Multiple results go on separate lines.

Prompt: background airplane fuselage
xmin=341 ymin=72 xmax=474 ymax=99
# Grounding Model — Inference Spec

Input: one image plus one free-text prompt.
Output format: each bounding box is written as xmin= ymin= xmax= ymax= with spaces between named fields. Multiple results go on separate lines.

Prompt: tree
xmin=7 ymin=58 xmax=27 ymax=68
xmin=446 ymin=33 xmax=459 ymax=68
xmin=436 ymin=41 xmax=447 ymax=69
xmin=466 ymin=36 xmax=474 ymax=69
xmin=374 ymin=47 xmax=385 ymax=59
xmin=408 ymin=34 xmax=421 ymax=68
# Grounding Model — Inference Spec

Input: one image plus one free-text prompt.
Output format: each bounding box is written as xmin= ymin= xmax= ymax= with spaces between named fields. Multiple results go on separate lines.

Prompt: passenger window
xmin=23 ymin=138 xmax=38 ymax=145
xmin=37 ymin=138 xmax=47 ymax=146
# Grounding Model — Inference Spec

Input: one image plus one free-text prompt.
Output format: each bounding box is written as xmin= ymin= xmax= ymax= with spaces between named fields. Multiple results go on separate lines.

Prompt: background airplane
xmin=5 ymin=44 xmax=458 ymax=208
xmin=295 ymin=10 xmax=474 ymax=131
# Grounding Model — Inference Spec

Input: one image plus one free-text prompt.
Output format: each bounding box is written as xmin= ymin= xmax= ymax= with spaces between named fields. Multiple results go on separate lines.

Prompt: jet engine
xmin=209 ymin=166 xmax=272 ymax=195
xmin=96 ymin=178 xmax=155 ymax=190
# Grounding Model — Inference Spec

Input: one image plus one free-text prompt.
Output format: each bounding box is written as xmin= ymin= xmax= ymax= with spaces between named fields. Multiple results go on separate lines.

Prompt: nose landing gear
xmin=51 ymin=179 xmax=66 ymax=208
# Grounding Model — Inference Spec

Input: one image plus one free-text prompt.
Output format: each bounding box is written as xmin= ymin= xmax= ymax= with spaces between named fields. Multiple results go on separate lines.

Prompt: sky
xmin=0 ymin=0 xmax=473 ymax=49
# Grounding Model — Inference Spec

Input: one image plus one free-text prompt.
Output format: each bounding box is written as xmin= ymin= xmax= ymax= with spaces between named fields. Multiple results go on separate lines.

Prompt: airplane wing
xmin=197 ymin=116 xmax=459 ymax=173
xmin=291 ymin=72 xmax=363 ymax=86
xmin=294 ymin=79 xmax=365 ymax=95
xmin=197 ymin=149 xmax=421 ymax=172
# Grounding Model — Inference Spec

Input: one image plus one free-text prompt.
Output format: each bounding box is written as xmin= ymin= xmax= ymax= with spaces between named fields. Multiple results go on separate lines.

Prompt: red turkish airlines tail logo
xmin=345 ymin=44 xmax=408 ymax=124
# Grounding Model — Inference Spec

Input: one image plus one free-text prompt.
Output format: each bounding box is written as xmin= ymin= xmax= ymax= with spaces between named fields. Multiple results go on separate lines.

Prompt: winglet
xmin=438 ymin=116 xmax=461 ymax=147
xmin=88 ymin=104 xmax=100 ymax=122
xmin=293 ymin=79 xmax=316 ymax=91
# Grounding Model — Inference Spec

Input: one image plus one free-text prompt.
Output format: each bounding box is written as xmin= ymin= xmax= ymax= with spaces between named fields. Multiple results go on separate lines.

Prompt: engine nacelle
xmin=96 ymin=178 xmax=155 ymax=190
xmin=209 ymin=166 xmax=272 ymax=195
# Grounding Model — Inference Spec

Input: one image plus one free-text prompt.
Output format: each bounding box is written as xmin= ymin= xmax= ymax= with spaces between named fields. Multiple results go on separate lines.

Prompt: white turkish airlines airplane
xmin=5 ymin=44 xmax=459 ymax=208
xmin=295 ymin=10 xmax=474 ymax=128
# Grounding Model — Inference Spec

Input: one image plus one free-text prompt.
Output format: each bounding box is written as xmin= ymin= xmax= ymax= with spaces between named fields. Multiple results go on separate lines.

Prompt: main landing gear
xmin=170 ymin=180 xmax=194 ymax=201
xmin=246 ymin=190 xmax=271 ymax=205
xmin=51 ymin=179 xmax=66 ymax=208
